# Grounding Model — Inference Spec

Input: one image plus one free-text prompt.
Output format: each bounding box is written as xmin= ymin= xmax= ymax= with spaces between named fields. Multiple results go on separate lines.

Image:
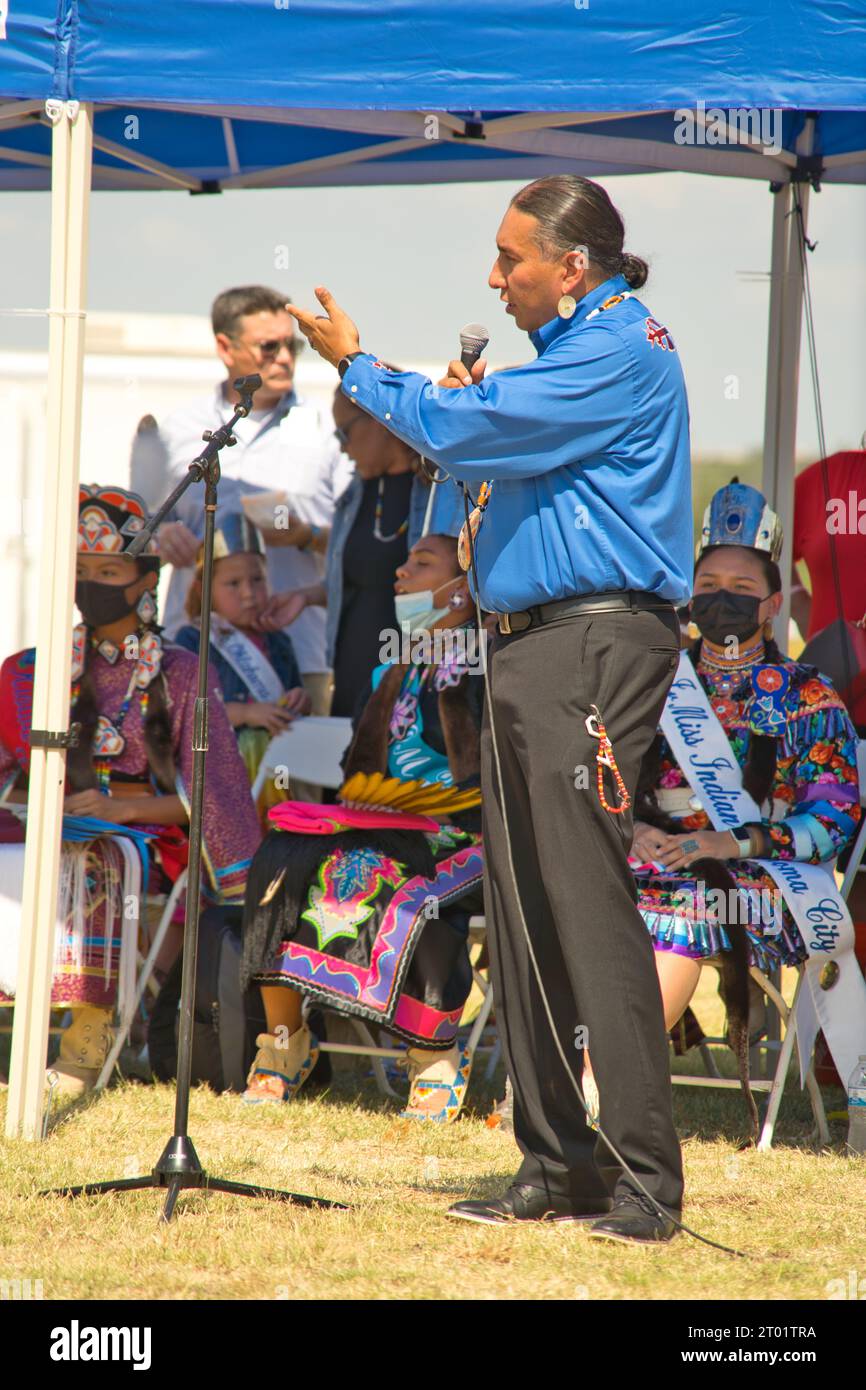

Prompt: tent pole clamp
xmin=29 ymin=723 xmax=82 ymax=750
xmin=793 ymin=153 xmax=823 ymax=192
xmin=455 ymin=119 xmax=486 ymax=140
xmin=44 ymin=99 xmax=80 ymax=124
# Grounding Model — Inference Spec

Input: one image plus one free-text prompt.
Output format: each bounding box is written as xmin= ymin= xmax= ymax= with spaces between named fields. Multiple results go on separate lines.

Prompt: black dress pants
xmin=480 ymin=605 xmax=684 ymax=1212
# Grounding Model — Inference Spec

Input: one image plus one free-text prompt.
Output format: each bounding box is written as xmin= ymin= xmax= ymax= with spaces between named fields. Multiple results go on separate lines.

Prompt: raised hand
xmin=157 ymin=521 xmax=200 ymax=568
xmin=284 ymin=286 xmax=361 ymax=368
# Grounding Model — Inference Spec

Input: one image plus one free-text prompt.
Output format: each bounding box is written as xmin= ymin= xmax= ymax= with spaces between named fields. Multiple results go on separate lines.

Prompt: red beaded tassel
xmin=585 ymin=704 xmax=631 ymax=815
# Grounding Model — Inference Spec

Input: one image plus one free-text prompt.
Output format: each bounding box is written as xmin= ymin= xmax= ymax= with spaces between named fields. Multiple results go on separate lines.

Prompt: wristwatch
xmin=338 ymin=351 xmax=365 ymax=379
xmin=730 ymin=825 xmax=756 ymax=858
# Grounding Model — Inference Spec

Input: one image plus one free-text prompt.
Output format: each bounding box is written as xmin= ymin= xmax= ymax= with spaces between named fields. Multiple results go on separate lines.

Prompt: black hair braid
xmin=143 ymin=668 xmax=177 ymax=793
xmin=635 ymin=731 xmax=665 ymax=819
xmin=687 ymin=636 xmax=780 ymax=812
xmin=742 ymin=632 xmax=784 ymax=810
xmin=66 ymin=655 xmax=100 ymax=791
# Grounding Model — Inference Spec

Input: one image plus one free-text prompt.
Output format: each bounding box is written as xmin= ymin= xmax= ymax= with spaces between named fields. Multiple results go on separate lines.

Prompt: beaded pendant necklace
xmin=373 ymin=474 xmax=409 ymax=544
xmin=71 ymin=634 xmax=154 ymax=793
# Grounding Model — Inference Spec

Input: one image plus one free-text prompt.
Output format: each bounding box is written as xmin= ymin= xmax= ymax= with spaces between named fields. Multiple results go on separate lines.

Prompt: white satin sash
xmin=208 ymin=620 xmax=284 ymax=704
xmin=660 ymin=652 xmax=866 ymax=1088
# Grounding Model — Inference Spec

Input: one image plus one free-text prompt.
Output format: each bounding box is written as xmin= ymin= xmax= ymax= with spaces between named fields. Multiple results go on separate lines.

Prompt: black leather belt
xmin=497 ymin=590 xmax=676 ymax=635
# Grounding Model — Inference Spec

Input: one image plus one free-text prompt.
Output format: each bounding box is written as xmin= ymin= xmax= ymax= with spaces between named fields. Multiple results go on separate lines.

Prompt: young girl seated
xmin=0 ymin=486 xmax=261 ymax=1096
xmin=174 ymin=514 xmax=310 ymax=794
xmin=240 ymin=534 xmax=486 ymax=1122
xmin=587 ymin=483 xmax=862 ymax=1137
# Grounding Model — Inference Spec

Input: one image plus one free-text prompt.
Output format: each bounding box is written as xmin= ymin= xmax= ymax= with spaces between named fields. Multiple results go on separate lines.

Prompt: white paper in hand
xmin=254 ymin=716 xmax=354 ymax=797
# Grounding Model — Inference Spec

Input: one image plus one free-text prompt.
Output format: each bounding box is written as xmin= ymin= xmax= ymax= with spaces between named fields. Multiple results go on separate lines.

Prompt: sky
xmin=0 ymin=170 xmax=864 ymax=460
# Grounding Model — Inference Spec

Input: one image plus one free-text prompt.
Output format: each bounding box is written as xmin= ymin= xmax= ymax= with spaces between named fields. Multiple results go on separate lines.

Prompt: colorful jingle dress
xmin=243 ymin=642 xmax=485 ymax=1049
xmin=635 ymin=643 xmax=861 ymax=971
xmin=0 ymin=629 xmax=261 ymax=1008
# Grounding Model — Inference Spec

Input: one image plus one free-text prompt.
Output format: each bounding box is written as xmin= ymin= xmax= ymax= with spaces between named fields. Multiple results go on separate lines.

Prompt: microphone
xmin=459 ymin=323 xmax=490 ymax=372
xmin=232 ymin=373 xmax=263 ymax=392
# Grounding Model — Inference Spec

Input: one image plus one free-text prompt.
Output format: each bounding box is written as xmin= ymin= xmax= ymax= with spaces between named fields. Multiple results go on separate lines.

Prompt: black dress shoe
xmin=447 ymin=1183 xmax=613 ymax=1226
xmin=588 ymin=1192 xmax=680 ymax=1245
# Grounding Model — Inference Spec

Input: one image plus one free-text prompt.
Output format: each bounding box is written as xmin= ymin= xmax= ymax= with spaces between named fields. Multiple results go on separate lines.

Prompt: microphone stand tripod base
xmin=44 ymin=1134 xmax=346 ymax=1223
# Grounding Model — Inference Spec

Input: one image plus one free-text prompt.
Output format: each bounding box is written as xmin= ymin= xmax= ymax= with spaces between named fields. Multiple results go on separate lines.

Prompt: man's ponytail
xmin=620 ymin=252 xmax=649 ymax=290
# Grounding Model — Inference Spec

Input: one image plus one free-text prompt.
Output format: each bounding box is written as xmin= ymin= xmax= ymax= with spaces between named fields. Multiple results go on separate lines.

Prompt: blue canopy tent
xmin=1 ymin=0 xmax=865 ymax=1137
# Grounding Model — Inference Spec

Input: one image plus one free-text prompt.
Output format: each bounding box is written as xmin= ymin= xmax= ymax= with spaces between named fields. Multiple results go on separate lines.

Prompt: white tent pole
xmin=774 ymin=178 xmax=809 ymax=652
xmin=761 ymin=118 xmax=815 ymax=653
xmin=761 ymin=183 xmax=791 ymax=493
xmin=6 ymin=100 xmax=92 ymax=1141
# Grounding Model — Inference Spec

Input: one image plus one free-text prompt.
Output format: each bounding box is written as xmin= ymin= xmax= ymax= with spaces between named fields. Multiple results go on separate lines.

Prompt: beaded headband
xmin=78 ymin=484 xmax=160 ymax=561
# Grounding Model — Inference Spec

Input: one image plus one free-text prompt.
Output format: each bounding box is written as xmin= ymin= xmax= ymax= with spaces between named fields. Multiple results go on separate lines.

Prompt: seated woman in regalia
xmin=240 ymin=533 xmax=485 ymax=1122
xmin=610 ymin=483 xmax=860 ymax=1133
xmin=0 ymin=485 xmax=262 ymax=1097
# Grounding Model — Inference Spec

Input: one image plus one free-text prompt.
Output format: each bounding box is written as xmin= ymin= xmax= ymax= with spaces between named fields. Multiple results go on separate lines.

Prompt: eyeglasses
xmin=334 ymin=416 xmax=364 ymax=448
xmin=232 ymin=335 xmax=301 ymax=360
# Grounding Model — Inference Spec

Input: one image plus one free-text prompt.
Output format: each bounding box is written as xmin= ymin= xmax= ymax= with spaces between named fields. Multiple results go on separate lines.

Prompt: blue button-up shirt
xmin=341 ymin=274 xmax=693 ymax=611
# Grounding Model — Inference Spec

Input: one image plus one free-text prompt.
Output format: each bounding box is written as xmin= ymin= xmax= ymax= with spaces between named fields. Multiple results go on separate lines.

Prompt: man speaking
xmin=287 ymin=175 xmax=692 ymax=1245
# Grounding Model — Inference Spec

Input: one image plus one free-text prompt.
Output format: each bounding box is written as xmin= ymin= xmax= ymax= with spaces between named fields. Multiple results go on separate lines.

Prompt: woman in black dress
xmin=260 ymin=384 xmax=436 ymax=716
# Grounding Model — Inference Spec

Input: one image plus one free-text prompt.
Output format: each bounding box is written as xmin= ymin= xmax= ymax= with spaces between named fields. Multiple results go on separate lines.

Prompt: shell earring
xmin=557 ymin=295 xmax=577 ymax=320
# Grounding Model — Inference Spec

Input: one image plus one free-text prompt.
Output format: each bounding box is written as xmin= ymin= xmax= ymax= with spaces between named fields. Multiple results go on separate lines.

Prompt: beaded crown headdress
xmin=196 ymin=511 xmax=265 ymax=570
xmin=698 ymin=482 xmax=783 ymax=563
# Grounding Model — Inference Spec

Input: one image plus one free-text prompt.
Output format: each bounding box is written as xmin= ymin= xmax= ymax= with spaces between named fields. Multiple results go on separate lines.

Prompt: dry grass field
xmin=1 ymin=971 xmax=862 ymax=1302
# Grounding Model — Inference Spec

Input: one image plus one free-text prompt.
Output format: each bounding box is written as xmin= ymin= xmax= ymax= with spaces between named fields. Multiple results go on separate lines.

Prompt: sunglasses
xmin=333 ymin=416 xmax=365 ymax=448
xmin=233 ymin=335 xmax=301 ymax=360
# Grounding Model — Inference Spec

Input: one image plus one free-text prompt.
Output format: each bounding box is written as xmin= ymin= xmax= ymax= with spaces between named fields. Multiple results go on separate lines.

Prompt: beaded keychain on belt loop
xmin=584 ymin=704 xmax=631 ymax=815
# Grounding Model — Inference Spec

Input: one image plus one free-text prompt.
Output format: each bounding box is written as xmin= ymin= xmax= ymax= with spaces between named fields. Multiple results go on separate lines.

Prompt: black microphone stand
xmin=46 ymin=374 xmax=345 ymax=1222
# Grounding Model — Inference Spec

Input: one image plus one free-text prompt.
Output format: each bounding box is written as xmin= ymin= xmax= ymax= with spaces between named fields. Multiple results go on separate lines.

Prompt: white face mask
xmin=394 ymin=578 xmax=461 ymax=637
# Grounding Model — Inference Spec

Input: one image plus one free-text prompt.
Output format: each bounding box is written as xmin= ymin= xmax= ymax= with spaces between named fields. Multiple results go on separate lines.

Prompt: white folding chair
xmin=96 ymin=867 xmax=189 ymax=1089
xmin=671 ymin=960 xmax=829 ymax=1149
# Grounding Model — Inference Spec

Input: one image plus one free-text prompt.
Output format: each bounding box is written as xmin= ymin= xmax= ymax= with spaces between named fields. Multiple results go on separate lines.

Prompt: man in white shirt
xmin=130 ymin=285 xmax=354 ymax=712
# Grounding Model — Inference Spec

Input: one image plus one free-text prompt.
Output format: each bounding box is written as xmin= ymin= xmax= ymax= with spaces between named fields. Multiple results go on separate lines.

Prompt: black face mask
xmin=690 ymin=589 xmax=769 ymax=647
xmin=75 ymin=578 xmax=138 ymax=628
